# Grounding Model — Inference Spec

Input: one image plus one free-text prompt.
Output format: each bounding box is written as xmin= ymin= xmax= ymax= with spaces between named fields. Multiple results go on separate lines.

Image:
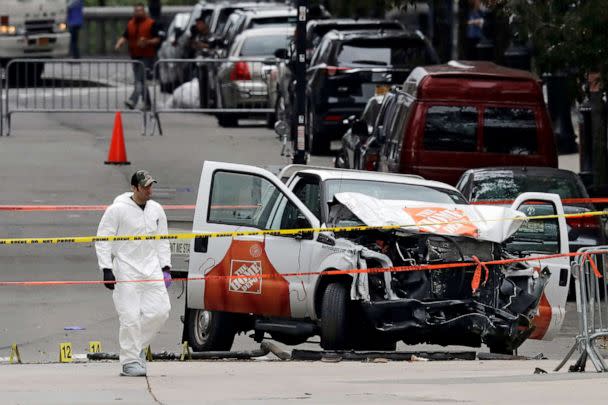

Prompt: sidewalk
xmin=0 ymin=360 xmax=606 ymax=404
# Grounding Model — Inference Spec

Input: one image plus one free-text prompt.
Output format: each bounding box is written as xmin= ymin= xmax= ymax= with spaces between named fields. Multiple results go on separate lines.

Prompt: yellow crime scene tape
xmin=0 ymin=210 xmax=606 ymax=246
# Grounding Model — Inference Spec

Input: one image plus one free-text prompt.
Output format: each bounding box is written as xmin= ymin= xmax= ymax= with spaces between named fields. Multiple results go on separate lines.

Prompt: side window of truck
xmin=290 ymin=177 xmax=322 ymax=220
xmin=483 ymin=107 xmax=538 ymax=155
xmin=423 ymin=105 xmax=478 ymax=152
xmin=208 ymin=170 xmax=281 ymax=229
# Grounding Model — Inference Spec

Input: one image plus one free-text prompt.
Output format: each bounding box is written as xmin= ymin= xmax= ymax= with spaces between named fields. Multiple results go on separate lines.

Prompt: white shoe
xmin=120 ymin=361 xmax=146 ymax=377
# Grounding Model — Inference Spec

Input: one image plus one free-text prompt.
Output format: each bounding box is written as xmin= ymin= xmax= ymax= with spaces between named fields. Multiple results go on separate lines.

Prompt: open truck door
xmin=508 ymin=192 xmax=570 ymax=340
xmin=184 ymin=161 xmax=319 ymax=351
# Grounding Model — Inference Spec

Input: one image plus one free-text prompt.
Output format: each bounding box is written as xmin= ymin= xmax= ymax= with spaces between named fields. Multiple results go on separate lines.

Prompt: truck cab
xmin=181 ymin=162 xmax=571 ymax=354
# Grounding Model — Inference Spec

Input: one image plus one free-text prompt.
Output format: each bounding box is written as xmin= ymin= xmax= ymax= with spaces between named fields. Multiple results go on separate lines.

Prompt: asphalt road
xmin=0 ymin=78 xmax=590 ymax=365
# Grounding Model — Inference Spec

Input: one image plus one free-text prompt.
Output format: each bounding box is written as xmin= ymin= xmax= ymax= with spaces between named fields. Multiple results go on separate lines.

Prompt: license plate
xmin=375 ymin=85 xmax=390 ymax=96
xmin=38 ymin=37 xmax=49 ymax=46
xmin=170 ymin=241 xmax=190 ymax=255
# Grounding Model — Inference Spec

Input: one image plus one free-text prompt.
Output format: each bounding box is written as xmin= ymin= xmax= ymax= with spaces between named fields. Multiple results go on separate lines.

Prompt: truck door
xmin=508 ymin=192 xmax=570 ymax=340
xmin=187 ymin=161 xmax=319 ymax=318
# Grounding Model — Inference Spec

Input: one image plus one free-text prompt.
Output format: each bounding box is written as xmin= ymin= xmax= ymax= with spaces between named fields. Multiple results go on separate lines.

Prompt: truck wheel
xmin=7 ymin=61 xmax=44 ymax=86
xmin=185 ymin=309 xmax=236 ymax=352
xmin=265 ymin=112 xmax=276 ymax=129
xmin=488 ymin=342 xmax=514 ymax=356
xmin=320 ymin=282 xmax=351 ymax=350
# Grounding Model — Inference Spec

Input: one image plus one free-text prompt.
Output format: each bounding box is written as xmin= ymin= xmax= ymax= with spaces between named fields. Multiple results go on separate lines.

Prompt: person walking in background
xmin=465 ymin=0 xmax=485 ymax=60
xmin=67 ymin=0 xmax=84 ymax=59
xmin=115 ymin=3 xmax=161 ymax=110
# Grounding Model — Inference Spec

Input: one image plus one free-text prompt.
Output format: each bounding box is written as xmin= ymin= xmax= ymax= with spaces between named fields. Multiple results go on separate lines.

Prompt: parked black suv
xmin=305 ymin=29 xmax=439 ymax=154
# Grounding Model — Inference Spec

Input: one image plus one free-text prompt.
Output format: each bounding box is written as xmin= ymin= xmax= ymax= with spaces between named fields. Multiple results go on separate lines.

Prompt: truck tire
xmin=7 ymin=61 xmax=44 ymax=86
xmin=320 ymin=282 xmax=351 ymax=350
xmin=185 ymin=308 xmax=236 ymax=352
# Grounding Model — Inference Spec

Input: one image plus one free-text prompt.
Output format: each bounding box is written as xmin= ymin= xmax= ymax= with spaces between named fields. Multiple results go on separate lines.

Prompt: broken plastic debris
xmin=63 ymin=326 xmax=86 ymax=331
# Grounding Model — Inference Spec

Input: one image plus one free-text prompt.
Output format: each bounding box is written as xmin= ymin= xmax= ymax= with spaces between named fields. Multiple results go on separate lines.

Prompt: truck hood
xmin=333 ymin=192 xmax=527 ymax=243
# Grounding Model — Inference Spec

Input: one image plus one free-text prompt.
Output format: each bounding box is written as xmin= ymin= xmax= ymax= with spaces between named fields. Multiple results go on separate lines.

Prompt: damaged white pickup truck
xmin=182 ymin=161 xmax=570 ymax=354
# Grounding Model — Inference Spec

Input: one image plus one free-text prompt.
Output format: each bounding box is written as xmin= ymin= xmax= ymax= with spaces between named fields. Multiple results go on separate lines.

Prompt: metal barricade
xmin=556 ymin=246 xmax=608 ymax=372
xmin=3 ymin=59 xmax=147 ymax=136
xmin=150 ymin=58 xmax=279 ymax=135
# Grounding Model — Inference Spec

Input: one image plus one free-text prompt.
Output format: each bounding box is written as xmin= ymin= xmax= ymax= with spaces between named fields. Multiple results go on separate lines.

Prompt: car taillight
xmin=364 ymin=152 xmax=379 ymax=171
xmin=567 ymin=215 xmax=601 ymax=231
xmin=325 ymin=66 xmax=351 ymax=77
xmin=230 ymin=61 xmax=251 ymax=81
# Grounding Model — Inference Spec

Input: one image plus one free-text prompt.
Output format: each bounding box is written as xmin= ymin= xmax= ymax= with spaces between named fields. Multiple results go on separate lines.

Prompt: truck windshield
xmin=325 ymin=179 xmax=466 ymax=204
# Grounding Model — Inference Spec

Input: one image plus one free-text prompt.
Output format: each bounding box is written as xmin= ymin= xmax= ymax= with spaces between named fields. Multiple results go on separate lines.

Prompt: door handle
xmin=194 ymin=237 xmax=208 ymax=253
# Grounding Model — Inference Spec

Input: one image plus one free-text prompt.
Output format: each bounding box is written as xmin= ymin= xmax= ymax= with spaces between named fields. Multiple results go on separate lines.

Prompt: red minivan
xmin=375 ymin=61 xmax=558 ymax=185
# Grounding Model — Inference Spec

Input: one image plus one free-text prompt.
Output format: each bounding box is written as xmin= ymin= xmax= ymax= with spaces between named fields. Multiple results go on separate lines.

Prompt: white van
xmin=0 ymin=0 xmax=70 ymax=81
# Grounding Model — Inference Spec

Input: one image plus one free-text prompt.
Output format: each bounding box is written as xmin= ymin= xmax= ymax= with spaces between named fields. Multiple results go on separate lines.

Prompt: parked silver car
xmin=215 ymin=26 xmax=293 ymax=127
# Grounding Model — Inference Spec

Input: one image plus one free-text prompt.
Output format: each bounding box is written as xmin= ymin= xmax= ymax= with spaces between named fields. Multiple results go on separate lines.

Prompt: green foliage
xmin=494 ymin=0 xmax=608 ymax=89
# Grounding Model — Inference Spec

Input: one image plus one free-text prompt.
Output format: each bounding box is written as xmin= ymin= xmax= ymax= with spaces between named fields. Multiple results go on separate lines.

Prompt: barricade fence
xmin=557 ymin=245 xmax=608 ymax=372
xmin=150 ymin=58 xmax=279 ymax=135
xmin=2 ymin=59 xmax=147 ymax=136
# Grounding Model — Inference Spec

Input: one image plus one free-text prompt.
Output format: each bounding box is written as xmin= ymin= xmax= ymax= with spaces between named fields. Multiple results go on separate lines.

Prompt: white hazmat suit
xmin=95 ymin=192 xmax=171 ymax=366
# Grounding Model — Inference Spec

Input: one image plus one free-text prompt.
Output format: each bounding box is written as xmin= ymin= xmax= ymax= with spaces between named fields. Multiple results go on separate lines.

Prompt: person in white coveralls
xmin=96 ymin=170 xmax=172 ymax=377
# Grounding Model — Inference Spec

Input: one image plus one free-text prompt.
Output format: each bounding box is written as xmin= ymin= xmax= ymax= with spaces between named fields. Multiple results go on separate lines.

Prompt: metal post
xmin=291 ymin=0 xmax=307 ymax=164
xmin=578 ymin=95 xmax=593 ymax=185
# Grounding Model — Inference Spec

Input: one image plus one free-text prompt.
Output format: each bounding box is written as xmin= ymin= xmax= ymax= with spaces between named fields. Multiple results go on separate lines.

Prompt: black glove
xmin=103 ymin=268 xmax=116 ymax=290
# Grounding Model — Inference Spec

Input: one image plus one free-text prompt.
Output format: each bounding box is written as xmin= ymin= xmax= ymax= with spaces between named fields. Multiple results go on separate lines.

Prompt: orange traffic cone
xmin=105 ymin=112 xmax=130 ymax=165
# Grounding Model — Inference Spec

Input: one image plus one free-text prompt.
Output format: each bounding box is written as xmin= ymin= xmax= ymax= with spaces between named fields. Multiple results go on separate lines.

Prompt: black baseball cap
xmin=131 ymin=170 xmax=157 ymax=187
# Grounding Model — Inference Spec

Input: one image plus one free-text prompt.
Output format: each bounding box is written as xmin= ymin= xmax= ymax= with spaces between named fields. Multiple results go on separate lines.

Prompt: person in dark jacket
xmin=115 ymin=3 xmax=161 ymax=110
xmin=148 ymin=0 xmax=162 ymax=21
xmin=67 ymin=0 xmax=84 ymax=59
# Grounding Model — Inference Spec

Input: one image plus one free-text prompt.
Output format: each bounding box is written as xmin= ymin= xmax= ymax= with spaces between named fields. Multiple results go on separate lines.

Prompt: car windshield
xmin=240 ymin=34 xmax=292 ymax=56
xmin=336 ymin=39 xmax=430 ymax=68
xmin=325 ymin=179 xmax=467 ymax=204
xmin=470 ymin=171 xmax=582 ymax=201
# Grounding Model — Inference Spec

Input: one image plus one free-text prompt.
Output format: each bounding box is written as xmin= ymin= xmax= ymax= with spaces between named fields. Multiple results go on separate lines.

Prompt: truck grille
xmin=25 ymin=19 xmax=54 ymax=35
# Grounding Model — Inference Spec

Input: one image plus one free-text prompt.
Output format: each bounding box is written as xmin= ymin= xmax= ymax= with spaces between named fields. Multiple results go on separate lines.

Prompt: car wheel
xmin=217 ymin=114 xmax=238 ymax=127
xmin=320 ymin=282 xmax=351 ymax=350
xmin=185 ymin=309 xmax=236 ymax=352
xmin=265 ymin=112 xmax=276 ymax=129
xmin=7 ymin=61 xmax=44 ymax=86
xmin=487 ymin=342 xmax=514 ymax=356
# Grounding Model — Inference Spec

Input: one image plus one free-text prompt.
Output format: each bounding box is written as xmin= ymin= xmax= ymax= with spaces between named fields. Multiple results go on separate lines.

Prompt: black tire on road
xmin=265 ymin=112 xmax=276 ymax=129
xmin=488 ymin=342 xmax=514 ymax=356
xmin=7 ymin=61 xmax=44 ymax=86
xmin=185 ymin=308 xmax=236 ymax=352
xmin=320 ymin=282 xmax=351 ymax=350
xmin=217 ymin=114 xmax=238 ymax=127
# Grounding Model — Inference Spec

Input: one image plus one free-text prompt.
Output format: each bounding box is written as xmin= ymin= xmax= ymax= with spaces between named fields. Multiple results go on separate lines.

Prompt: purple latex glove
xmin=162 ymin=267 xmax=172 ymax=288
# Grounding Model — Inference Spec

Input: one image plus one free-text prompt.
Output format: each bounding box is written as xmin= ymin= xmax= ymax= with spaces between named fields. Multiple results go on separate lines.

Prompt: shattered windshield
xmin=470 ymin=171 xmax=582 ymax=201
xmin=325 ymin=179 xmax=466 ymax=205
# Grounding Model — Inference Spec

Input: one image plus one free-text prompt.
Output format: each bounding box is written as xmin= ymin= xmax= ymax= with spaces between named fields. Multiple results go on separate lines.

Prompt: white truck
xmin=175 ymin=162 xmax=571 ymax=354
xmin=0 ymin=0 xmax=70 ymax=82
